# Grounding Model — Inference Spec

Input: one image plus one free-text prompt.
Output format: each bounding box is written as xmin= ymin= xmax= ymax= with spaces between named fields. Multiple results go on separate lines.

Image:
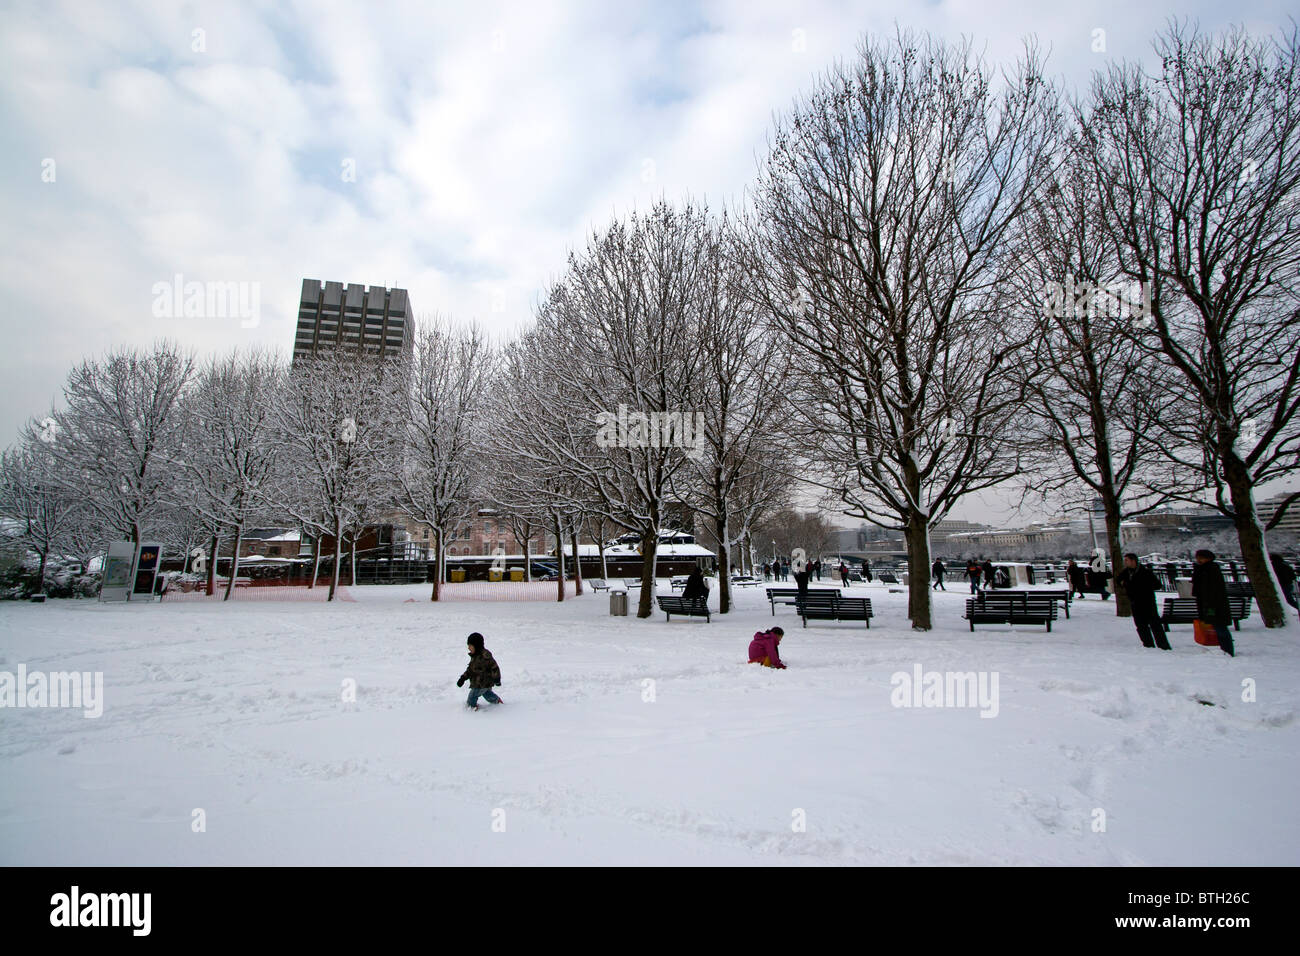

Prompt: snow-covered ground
xmin=1 ymin=579 xmax=1297 ymax=865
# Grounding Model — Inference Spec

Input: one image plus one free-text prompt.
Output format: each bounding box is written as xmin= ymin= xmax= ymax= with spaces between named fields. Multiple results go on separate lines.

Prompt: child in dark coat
xmin=457 ymin=632 xmax=504 ymax=709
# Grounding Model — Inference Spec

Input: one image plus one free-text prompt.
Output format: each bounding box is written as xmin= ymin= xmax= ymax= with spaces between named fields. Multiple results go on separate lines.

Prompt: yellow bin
xmin=450 ymin=569 xmax=465 ymax=583
xmin=509 ymin=568 xmax=524 ymax=582
xmin=488 ymin=568 xmax=503 ymax=582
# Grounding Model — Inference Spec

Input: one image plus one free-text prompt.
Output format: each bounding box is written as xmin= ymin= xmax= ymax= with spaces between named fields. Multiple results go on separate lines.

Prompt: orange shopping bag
xmin=1193 ymin=619 xmax=1219 ymax=646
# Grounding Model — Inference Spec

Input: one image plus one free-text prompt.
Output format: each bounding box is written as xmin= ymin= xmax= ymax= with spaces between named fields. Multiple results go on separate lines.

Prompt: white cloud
xmin=1 ymin=0 xmax=1292 ymax=526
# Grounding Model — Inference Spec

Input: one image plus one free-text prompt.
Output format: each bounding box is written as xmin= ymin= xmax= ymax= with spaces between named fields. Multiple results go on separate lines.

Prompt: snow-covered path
xmin=1 ymin=582 xmax=1296 ymax=865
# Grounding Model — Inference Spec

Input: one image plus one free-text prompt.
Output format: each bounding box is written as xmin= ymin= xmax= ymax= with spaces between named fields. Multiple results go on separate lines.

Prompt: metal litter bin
xmin=610 ymin=590 xmax=628 ymax=616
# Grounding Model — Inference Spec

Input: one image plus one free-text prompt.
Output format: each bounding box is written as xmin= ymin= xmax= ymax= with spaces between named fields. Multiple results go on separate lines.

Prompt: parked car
xmin=530 ymin=561 xmax=560 ymax=581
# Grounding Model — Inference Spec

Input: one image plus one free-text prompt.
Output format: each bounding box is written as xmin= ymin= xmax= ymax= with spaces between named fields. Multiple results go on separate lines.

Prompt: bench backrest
xmin=797 ymin=592 xmax=840 ymax=604
xmin=966 ymin=598 xmax=1057 ymax=616
xmin=1162 ymin=596 xmax=1250 ymax=616
xmin=797 ymin=595 xmax=872 ymax=610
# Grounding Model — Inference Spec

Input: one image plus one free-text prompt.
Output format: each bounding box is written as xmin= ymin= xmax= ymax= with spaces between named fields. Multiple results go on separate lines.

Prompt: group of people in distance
xmin=942 ymin=557 xmax=999 ymax=594
xmin=460 ymin=552 xmax=1299 ymax=703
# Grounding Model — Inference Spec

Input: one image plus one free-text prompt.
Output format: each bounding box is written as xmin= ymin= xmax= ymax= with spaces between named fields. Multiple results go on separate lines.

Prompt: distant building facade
xmin=1257 ymin=492 xmax=1300 ymax=537
xmin=294 ymin=279 xmax=414 ymax=364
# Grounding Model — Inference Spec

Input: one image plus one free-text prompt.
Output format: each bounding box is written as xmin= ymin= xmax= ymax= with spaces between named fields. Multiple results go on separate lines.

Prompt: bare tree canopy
xmin=749 ymin=30 xmax=1061 ymax=629
xmin=1081 ymin=20 xmax=1300 ymax=627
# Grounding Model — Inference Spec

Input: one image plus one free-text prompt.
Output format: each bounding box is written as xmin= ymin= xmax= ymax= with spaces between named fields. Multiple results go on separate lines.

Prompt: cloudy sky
xmin=1 ymin=0 xmax=1293 ymax=526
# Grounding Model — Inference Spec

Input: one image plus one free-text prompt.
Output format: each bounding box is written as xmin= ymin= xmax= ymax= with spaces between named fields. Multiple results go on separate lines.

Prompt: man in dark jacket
xmin=1192 ymin=549 xmax=1234 ymax=656
xmin=932 ymin=558 xmax=946 ymax=590
xmin=1117 ymin=554 xmax=1170 ymax=649
xmin=1270 ymin=553 xmax=1298 ymax=612
xmin=966 ymin=559 xmax=981 ymax=594
xmin=457 ymin=632 xmax=504 ymax=709
xmin=682 ymin=568 xmax=709 ymax=601
xmin=981 ymin=559 xmax=996 ymax=590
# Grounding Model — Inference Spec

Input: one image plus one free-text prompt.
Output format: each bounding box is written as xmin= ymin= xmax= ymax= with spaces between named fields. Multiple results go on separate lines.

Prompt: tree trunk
xmin=1222 ymin=451 xmax=1289 ymax=628
xmin=1101 ymin=499 xmax=1130 ymax=617
xmin=328 ymin=516 xmax=343 ymax=601
xmin=35 ymin=548 xmax=48 ymax=595
xmin=224 ymin=525 xmax=244 ymax=602
xmin=598 ymin=535 xmax=608 ymax=581
xmin=570 ymin=526 xmax=584 ymax=595
xmin=206 ymin=533 xmax=218 ymax=596
xmin=309 ymin=534 xmax=321 ymax=590
xmin=431 ymin=527 xmax=442 ymax=601
xmin=905 ymin=508 xmax=932 ymax=630
xmin=637 ymin=529 xmax=658 ymax=618
xmin=554 ymin=515 xmax=566 ymax=602
xmin=524 ymin=537 xmax=532 ymax=582
xmin=350 ymin=532 xmax=357 ymax=587
xmin=716 ymin=514 xmax=732 ymax=614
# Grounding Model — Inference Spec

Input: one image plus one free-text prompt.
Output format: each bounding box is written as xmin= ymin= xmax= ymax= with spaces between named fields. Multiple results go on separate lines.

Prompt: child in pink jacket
xmin=748 ymin=627 xmax=786 ymax=669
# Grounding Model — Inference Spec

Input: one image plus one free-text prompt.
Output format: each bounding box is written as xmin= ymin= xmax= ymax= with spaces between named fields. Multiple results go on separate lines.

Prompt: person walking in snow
xmin=748 ymin=627 xmax=786 ymax=669
xmin=839 ymin=562 xmax=850 ymax=589
xmin=931 ymin=558 xmax=946 ymax=590
xmin=966 ymin=558 xmax=982 ymax=594
xmin=457 ymin=632 xmax=504 ymax=709
xmin=1087 ymin=549 xmax=1111 ymax=600
xmin=1067 ymin=559 xmax=1086 ymax=599
xmin=1192 ymin=549 xmax=1235 ymax=657
xmin=981 ymin=558 xmax=995 ymax=590
xmin=1117 ymin=553 xmax=1170 ymax=650
xmin=1270 ymin=552 xmax=1298 ymax=614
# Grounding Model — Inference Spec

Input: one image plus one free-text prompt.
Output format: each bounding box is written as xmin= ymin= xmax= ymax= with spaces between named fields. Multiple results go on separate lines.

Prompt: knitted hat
xmin=467 ymin=632 xmax=485 ymax=651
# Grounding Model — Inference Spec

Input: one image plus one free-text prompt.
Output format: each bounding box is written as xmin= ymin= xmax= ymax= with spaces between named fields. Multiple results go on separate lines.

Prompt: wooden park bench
xmin=656 ymin=595 xmax=710 ymax=623
xmin=876 ymin=571 xmax=900 ymax=584
xmin=795 ymin=592 xmax=874 ymax=628
xmin=991 ymin=589 xmax=1073 ymax=619
xmin=1161 ymin=596 xmax=1252 ymax=631
xmin=588 ymin=578 xmax=610 ymax=591
xmin=730 ymin=575 xmax=761 ymax=588
xmin=766 ymin=586 xmax=840 ymax=615
xmin=964 ymin=594 xmax=1059 ymax=632
xmin=1225 ymin=582 xmax=1255 ymax=600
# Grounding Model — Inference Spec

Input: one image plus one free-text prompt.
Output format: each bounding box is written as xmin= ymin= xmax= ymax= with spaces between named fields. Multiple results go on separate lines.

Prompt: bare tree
xmin=496 ymin=203 xmax=712 ymax=616
xmin=1082 ymin=21 xmax=1300 ymax=627
xmin=269 ymin=349 xmax=403 ymax=601
xmin=173 ymin=350 xmax=283 ymax=600
xmin=0 ymin=437 xmax=86 ymax=592
xmin=394 ymin=320 xmax=493 ymax=600
xmin=1010 ymin=141 xmax=1191 ymax=616
xmin=37 ymin=342 xmax=195 ymax=548
xmin=750 ymin=31 xmax=1060 ymax=629
xmin=674 ymin=217 xmax=787 ymax=612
